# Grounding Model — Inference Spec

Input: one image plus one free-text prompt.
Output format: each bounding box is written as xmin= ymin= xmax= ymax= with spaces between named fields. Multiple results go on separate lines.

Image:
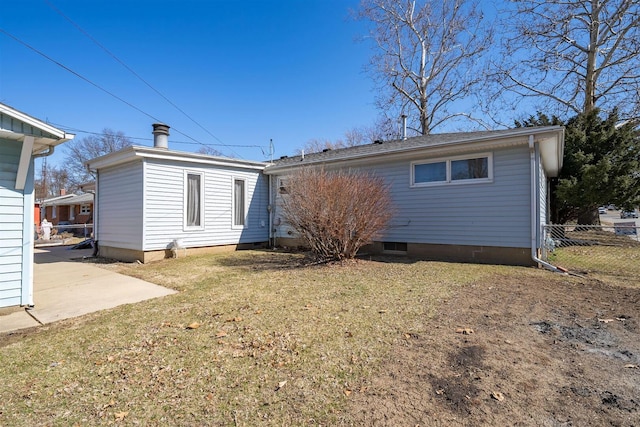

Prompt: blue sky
xmin=1 ymin=0 xmax=379 ymax=166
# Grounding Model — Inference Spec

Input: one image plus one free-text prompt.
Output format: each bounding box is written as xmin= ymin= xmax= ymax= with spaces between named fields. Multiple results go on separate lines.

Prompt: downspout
xmin=86 ymin=164 xmax=99 ymax=256
xmin=529 ymin=135 xmax=560 ymax=272
xmin=267 ymin=174 xmax=273 ymax=248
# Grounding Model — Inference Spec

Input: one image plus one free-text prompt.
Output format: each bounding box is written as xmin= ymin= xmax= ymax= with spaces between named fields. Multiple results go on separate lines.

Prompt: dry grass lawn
xmin=0 ymin=251 xmax=496 ymax=425
xmin=1 ymin=250 xmax=638 ymax=426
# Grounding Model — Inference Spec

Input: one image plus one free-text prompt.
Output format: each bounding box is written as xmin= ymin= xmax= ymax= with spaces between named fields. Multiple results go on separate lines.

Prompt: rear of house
xmin=0 ymin=103 xmax=74 ymax=308
xmin=87 ymin=125 xmax=269 ymax=263
xmin=264 ymin=127 xmax=564 ymax=266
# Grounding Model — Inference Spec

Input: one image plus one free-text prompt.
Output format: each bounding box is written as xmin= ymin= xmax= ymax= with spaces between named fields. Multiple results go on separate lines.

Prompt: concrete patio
xmin=0 ymin=246 xmax=176 ymax=334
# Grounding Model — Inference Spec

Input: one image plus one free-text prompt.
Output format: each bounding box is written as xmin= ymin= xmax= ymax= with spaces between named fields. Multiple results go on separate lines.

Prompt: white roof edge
xmin=538 ymin=127 xmax=565 ymax=177
xmin=86 ymin=145 xmax=268 ymax=170
xmin=0 ymin=102 xmax=72 ymax=141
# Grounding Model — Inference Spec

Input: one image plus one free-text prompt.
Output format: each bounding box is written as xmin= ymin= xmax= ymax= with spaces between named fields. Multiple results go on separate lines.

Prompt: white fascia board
xmin=537 ymin=128 xmax=565 ymax=177
xmin=0 ymin=103 xmax=75 ymax=154
xmin=0 ymin=103 xmax=66 ymax=139
xmin=87 ymin=146 xmax=268 ymax=171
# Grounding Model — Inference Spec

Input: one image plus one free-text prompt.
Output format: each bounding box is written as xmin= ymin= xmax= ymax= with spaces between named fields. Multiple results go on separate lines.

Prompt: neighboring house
xmin=86 ymin=124 xmax=269 ymax=263
xmin=41 ymin=192 xmax=94 ymax=230
xmin=265 ymin=126 xmax=564 ymax=266
xmin=0 ymin=102 xmax=74 ymax=308
xmin=88 ymin=124 xmax=564 ymax=267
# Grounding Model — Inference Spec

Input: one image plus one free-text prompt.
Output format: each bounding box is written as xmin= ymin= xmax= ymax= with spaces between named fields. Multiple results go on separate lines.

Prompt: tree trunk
xmin=583 ymin=0 xmax=599 ymax=114
xmin=576 ymin=207 xmax=600 ymax=226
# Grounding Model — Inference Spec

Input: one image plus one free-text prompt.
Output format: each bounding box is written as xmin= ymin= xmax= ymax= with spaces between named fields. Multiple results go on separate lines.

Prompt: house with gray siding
xmin=86 ymin=124 xmax=269 ymax=263
xmin=0 ymin=103 xmax=74 ymax=308
xmin=264 ymin=126 xmax=564 ymax=266
xmin=88 ymin=124 xmax=563 ymax=267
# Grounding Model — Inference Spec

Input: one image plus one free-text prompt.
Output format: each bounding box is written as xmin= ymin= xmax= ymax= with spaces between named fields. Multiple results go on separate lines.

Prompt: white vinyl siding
xmin=142 ymin=160 xmax=268 ymax=251
xmin=96 ymin=162 xmax=144 ymax=250
xmin=537 ymin=150 xmax=548 ymax=246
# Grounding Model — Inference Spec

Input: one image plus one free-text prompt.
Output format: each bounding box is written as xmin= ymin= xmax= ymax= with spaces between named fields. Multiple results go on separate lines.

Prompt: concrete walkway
xmin=0 ymin=246 xmax=176 ymax=334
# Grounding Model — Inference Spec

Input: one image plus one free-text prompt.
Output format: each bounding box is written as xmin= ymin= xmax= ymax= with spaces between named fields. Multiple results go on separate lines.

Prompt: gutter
xmin=33 ymin=145 xmax=54 ymax=158
xmin=529 ymin=135 xmax=561 ymax=272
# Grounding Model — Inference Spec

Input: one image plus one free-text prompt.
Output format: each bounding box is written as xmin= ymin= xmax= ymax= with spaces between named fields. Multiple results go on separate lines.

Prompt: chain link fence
xmin=35 ymin=223 xmax=94 ymax=243
xmin=542 ymin=223 xmax=640 ymax=284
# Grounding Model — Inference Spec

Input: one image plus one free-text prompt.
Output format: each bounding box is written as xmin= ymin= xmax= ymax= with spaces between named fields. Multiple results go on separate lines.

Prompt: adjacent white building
xmin=87 ymin=124 xmax=268 ymax=263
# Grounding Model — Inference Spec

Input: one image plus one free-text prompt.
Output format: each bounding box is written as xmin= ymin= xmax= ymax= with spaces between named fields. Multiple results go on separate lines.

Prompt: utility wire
xmin=49 ymin=121 xmax=266 ymax=149
xmin=44 ymin=0 xmax=241 ymax=158
xmin=0 ymin=28 xmax=239 ymax=157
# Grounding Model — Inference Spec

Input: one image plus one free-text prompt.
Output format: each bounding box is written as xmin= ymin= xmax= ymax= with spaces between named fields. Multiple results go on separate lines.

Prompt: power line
xmin=48 ymin=122 xmax=266 ymax=149
xmin=44 ymin=0 xmax=241 ymax=158
xmin=0 ymin=28 xmax=239 ymax=157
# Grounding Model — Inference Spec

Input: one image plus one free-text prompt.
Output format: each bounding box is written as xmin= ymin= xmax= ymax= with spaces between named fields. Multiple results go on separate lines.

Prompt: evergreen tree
xmin=558 ymin=110 xmax=640 ymax=224
xmin=517 ymin=109 xmax=640 ymax=224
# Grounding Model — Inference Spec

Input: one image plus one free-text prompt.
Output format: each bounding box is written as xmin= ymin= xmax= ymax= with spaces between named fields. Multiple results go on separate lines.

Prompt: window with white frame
xmin=411 ymin=153 xmax=492 ymax=187
xmin=185 ymin=172 xmax=204 ymax=229
xmin=233 ymin=178 xmax=246 ymax=227
xmin=80 ymin=204 xmax=91 ymax=215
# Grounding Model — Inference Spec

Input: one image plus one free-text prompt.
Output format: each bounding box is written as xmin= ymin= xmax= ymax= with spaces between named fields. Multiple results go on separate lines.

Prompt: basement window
xmin=383 ymin=242 xmax=408 ymax=253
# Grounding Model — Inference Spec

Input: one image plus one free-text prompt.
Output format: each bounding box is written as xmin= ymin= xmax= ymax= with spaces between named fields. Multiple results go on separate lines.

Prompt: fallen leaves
xmin=275 ymin=380 xmax=287 ymax=391
xmin=491 ymin=391 xmax=505 ymax=402
xmin=455 ymin=328 xmax=474 ymax=335
xmin=114 ymin=411 xmax=129 ymax=421
xmin=186 ymin=322 xmax=201 ymax=329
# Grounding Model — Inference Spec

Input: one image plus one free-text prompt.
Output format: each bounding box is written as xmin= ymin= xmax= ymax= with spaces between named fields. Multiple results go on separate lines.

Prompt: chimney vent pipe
xmin=152 ymin=123 xmax=170 ymax=149
xmin=401 ymin=114 xmax=408 ymax=140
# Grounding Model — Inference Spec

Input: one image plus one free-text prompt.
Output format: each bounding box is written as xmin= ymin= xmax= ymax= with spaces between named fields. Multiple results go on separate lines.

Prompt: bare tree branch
xmin=356 ymin=0 xmax=493 ymax=134
xmin=490 ymin=0 xmax=640 ymax=121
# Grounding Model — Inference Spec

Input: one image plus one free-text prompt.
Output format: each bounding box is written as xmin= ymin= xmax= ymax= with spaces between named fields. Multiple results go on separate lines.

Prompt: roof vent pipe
xmin=152 ymin=123 xmax=170 ymax=149
xmin=401 ymin=114 xmax=408 ymax=140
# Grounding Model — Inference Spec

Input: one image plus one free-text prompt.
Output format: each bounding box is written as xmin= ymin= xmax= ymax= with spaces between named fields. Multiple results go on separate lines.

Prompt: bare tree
xmin=196 ymin=145 xmax=223 ymax=156
xmin=279 ymin=168 xmax=394 ymax=261
xmin=295 ymin=118 xmax=400 ymax=155
xmin=34 ymin=162 xmax=69 ymax=200
xmin=492 ymin=0 xmax=640 ymax=120
xmin=356 ymin=0 xmax=493 ymax=134
xmin=64 ymin=129 xmax=132 ymax=190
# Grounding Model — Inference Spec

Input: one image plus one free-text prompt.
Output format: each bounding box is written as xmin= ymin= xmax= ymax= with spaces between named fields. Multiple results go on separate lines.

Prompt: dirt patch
xmin=349 ymin=274 xmax=640 ymax=426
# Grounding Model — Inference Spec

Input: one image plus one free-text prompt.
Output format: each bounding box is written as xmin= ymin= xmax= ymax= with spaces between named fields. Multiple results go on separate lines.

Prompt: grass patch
xmin=547 ymin=230 xmax=640 ymax=285
xmin=1 ymin=250 xmax=519 ymax=425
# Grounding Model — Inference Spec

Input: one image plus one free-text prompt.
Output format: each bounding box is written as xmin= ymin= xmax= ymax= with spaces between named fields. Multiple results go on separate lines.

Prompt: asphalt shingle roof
xmin=265 ymin=127 xmax=561 ymax=172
